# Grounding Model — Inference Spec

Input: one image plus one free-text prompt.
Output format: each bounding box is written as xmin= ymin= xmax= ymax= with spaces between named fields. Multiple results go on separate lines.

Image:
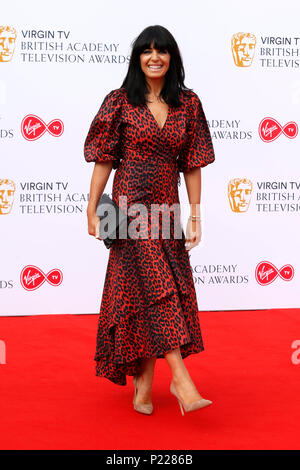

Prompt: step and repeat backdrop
xmin=1 ymin=0 xmax=299 ymax=315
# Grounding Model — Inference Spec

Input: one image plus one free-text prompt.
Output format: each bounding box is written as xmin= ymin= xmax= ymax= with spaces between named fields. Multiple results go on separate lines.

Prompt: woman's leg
xmin=134 ymin=356 xmax=157 ymax=405
xmin=164 ymin=347 xmax=204 ymax=404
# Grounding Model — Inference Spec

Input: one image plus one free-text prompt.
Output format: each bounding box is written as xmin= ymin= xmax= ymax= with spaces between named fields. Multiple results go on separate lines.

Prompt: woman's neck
xmin=145 ymin=78 xmax=165 ymax=100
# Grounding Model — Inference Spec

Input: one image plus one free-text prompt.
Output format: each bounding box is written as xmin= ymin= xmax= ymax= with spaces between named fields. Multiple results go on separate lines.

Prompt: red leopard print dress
xmin=84 ymin=87 xmax=215 ymax=385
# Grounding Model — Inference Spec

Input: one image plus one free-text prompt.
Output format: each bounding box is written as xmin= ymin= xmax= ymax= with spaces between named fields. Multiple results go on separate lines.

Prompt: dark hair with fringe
xmin=120 ymin=25 xmax=193 ymax=107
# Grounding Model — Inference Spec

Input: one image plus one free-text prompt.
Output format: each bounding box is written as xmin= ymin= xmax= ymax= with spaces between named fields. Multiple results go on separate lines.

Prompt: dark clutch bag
xmin=96 ymin=193 xmax=128 ymax=249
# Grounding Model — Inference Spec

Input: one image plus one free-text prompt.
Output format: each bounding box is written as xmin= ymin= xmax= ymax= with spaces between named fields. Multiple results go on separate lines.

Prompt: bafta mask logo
xmin=0 ymin=178 xmax=16 ymax=214
xmin=231 ymin=32 xmax=256 ymax=67
xmin=228 ymin=178 xmax=252 ymax=212
xmin=0 ymin=26 xmax=17 ymax=62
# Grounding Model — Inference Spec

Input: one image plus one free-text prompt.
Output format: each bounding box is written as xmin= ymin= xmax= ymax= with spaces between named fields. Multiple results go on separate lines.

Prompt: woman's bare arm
xmin=87 ymin=161 xmax=113 ymax=236
xmin=183 ymin=167 xmax=202 ymax=250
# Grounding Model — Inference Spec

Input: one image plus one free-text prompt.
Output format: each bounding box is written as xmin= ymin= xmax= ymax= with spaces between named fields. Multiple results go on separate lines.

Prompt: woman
xmin=84 ymin=25 xmax=215 ymax=416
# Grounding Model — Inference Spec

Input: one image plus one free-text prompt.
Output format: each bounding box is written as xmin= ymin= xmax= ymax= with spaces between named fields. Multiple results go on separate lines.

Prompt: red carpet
xmin=0 ymin=309 xmax=300 ymax=450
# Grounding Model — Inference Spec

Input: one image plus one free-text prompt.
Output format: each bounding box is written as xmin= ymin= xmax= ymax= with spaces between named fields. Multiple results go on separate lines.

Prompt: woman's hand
xmin=87 ymin=209 xmax=102 ymax=239
xmin=185 ymin=218 xmax=202 ymax=251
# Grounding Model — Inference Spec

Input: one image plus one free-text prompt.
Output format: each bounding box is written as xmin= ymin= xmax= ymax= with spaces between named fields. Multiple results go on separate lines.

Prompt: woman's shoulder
xmin=103 ymin=87 xmax=127 ymax=107
xmin=180 ymin=89 xmax=202 ymax=118
xmin=180 ymin=88 xmax=201 ymax=105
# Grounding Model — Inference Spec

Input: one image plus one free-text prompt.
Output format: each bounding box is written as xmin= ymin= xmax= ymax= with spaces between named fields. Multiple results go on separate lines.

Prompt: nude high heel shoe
xmin=132 ymin=375 xmax=153 ymax=415
xmin=170 ymin=380 xmax=212 ymax=416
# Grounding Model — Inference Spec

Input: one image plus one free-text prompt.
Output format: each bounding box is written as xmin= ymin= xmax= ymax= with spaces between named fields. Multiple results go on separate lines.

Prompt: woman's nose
xmin=150 ymin=50 xmax=160 ymax=60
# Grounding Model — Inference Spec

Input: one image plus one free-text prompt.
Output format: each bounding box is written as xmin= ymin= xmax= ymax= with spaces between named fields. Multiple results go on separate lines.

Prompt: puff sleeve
xmin=177 ymin=92 xmax=215 ymax=172
xmin=84 ymin=88 xmax=124 ymax=170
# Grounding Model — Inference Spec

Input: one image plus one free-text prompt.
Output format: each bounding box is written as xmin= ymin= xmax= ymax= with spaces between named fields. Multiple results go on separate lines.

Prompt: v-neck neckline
xmin=144 ymin=103 xmax=170 ymax=132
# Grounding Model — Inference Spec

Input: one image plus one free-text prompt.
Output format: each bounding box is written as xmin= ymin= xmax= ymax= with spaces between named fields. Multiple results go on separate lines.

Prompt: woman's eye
xmin=142 ymin=49 xmax=167 ymax=54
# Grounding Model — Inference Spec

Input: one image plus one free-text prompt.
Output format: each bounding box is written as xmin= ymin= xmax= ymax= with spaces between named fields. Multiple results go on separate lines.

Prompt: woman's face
xmin=140 ymin=41 xmax=170 ymax=81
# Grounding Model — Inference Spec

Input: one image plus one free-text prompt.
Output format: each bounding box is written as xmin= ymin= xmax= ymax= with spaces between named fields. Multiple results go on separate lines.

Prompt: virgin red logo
xmin=255 ymin=261 xmax=294 ymax=286
xmin=20 ymin=265 xmax=63 ymax=291
xmin=21 ymin=114 xmax=64 ymax=141
xmin=259 ymin=117 xmax=298 ymax=142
